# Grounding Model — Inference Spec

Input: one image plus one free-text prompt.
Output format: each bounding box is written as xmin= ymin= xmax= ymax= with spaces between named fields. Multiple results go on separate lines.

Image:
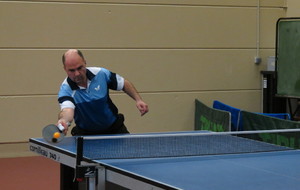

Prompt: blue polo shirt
xmin=58 ymin=67 xmax=124 ymax=131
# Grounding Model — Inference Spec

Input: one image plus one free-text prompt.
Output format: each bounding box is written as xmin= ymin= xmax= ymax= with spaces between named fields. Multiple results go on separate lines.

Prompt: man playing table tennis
xmin=56 ymin=49 xmax=148 ymax=189
xmin=57 ymin=49 xmax=149 ymax=136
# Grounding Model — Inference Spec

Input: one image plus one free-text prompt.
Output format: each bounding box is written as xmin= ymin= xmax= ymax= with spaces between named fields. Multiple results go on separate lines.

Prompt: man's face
xmin=63 ymin=53 xmax=87 ymax=87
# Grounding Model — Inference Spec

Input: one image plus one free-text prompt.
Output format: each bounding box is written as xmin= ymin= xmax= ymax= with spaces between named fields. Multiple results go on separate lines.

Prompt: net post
xmin=75 ymin=136 xmax=84 ymax=182
xmin=76 ymin=137 xmax=84 ymax=165
xmin=75 ymin=136 xmax=98 ymax=189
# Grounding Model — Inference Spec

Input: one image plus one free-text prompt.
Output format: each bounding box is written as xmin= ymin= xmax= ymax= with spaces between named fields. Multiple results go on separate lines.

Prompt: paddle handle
xmin=57 ymin=123 xmax=65 ymax=132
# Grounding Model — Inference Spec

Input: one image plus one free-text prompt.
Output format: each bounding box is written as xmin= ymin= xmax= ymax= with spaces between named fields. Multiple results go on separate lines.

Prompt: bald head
xmin=62 ymin=49 xmax=85 ymax=65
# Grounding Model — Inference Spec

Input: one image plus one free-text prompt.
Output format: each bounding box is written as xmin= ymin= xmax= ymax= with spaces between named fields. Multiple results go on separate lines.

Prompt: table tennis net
xmin=80 ymin=130 xmax=299 ymax=160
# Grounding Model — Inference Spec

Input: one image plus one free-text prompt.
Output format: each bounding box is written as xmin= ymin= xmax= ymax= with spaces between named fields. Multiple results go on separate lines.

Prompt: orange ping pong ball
xmin=53 ymin=132 xmax=61 ymax=139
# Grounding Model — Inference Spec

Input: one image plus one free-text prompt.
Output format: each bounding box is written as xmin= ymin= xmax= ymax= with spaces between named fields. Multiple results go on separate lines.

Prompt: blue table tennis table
xmin=29 ymin=130 xmax=300 ymax=190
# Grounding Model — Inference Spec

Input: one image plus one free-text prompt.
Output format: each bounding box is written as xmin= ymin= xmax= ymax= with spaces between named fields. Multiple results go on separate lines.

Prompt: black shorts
xmin=70 ymin=114 xmax=129 ymax=136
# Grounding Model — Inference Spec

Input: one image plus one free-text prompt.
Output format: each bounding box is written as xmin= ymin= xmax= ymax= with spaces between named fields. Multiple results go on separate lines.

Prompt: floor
xmin=0 ymin=156 xmax=60 ymax=190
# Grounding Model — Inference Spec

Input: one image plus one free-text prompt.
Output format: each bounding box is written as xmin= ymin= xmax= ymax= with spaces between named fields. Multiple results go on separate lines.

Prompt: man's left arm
xmin=123 ymin=79 xmax=149 ymax=116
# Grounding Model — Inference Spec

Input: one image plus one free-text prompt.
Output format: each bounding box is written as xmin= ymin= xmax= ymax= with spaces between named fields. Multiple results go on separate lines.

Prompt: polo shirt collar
xmin=67 ymin=68 xmax=96 ymax=90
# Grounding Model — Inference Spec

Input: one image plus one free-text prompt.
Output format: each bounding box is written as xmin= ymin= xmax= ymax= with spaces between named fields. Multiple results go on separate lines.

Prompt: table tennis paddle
xmin=42 ymin=124 xmax=65 ymax=143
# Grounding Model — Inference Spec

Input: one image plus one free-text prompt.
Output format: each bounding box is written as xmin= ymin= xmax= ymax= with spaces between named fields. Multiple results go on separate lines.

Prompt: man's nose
xmin=74 ymin=70 xmax=80 ymax=76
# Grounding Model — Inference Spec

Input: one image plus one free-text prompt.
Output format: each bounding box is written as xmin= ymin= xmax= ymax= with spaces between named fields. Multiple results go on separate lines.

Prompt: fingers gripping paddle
xmin=42 ymin=124 xmax=65 ymax=143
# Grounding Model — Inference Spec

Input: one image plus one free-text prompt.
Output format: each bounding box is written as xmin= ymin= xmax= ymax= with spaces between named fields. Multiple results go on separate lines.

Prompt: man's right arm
xmin=57 ymin=108 xmax=74 ymax=135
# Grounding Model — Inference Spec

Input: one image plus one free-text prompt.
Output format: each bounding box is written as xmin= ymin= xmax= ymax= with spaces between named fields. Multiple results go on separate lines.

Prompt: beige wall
xmin=287 ymin=0 xmax=300 ymax=17
xmin=0 ymin=0 xmax=287 ymax=149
